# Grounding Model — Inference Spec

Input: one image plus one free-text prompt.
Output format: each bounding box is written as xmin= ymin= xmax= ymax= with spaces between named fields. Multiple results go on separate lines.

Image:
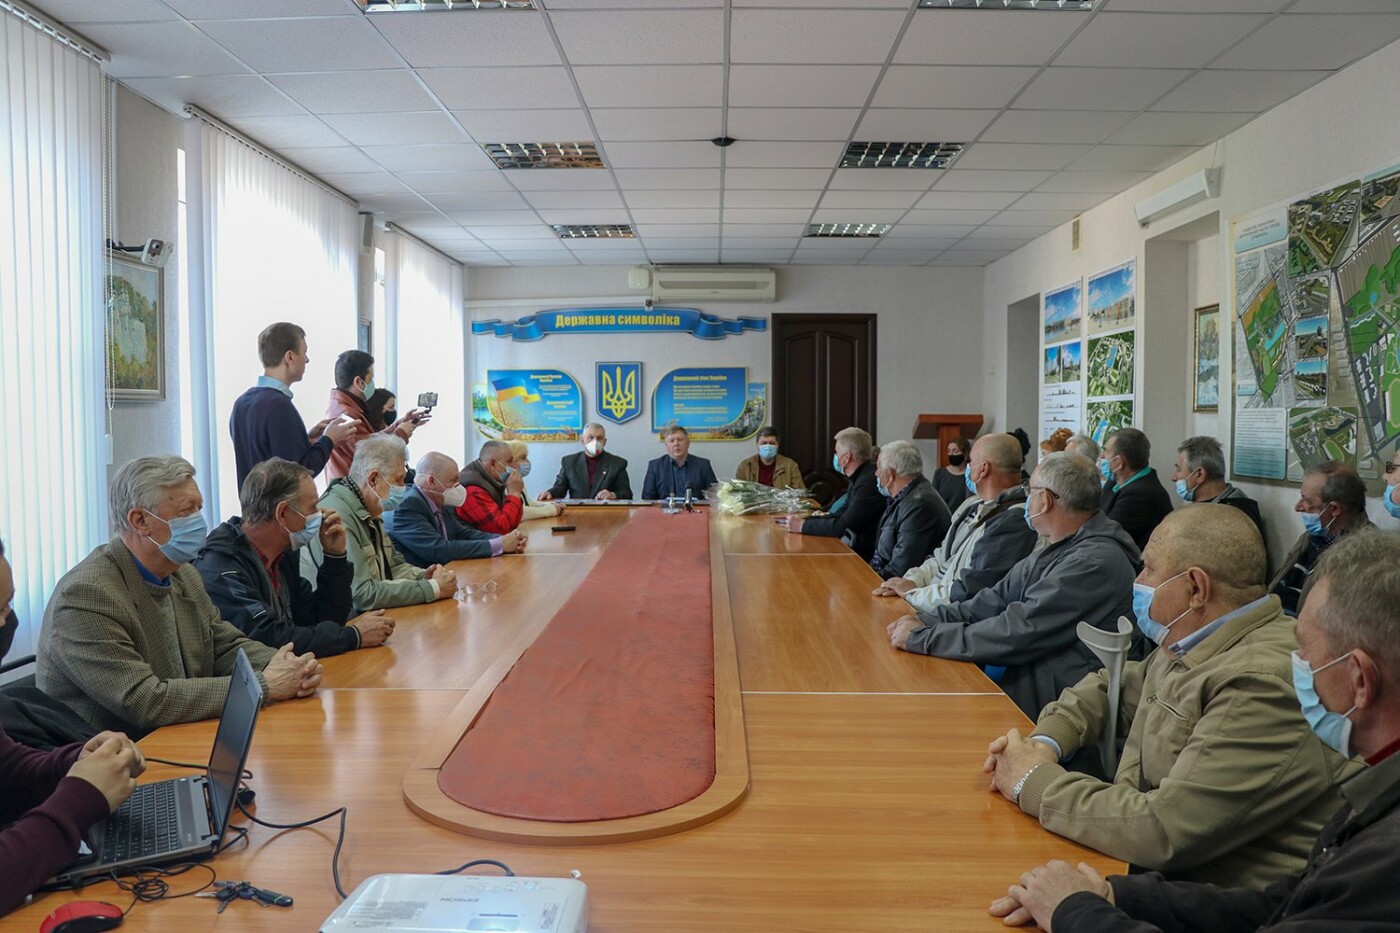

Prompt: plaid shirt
xmin=456 ymin=486 xmax=523 ymax=534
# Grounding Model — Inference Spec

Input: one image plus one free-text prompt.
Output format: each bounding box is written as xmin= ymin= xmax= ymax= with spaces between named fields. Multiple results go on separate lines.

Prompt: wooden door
xmin=770 ymin=314 xmax=877 ymax=506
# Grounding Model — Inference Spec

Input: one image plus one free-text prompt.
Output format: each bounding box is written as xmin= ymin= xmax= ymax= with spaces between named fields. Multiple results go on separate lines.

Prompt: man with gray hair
xmin=195 ymin=458 xmax=395 ymax=658
xmin=1270 ymin=460 xmax=1373 ymax=617
xmin=538 ymin=423 xmax=632 ymax=501
xmin=1171 ymin=435 xmax=1263 ymax=534
xmin=457 ymin=439 xmax=526 ymax=533
xmin=785 ymin=426 xmax=884 ymax=561
xmin=38 ymin=456 xmax=321 ymax=735
xmin=888 ymin=452 xmax=1139 ymax=717
xmin=1064 ymin=434 xmax=1099 ymax=462
xmin=385 ymin=451 xmax=526 ymax=568
xmin=869 ymin=440 xmax=951 ymax=579
xmin=305 ymin=435 xmax=457 ymax=611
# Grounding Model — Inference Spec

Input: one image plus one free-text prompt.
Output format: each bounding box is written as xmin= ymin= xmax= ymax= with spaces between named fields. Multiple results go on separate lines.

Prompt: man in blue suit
xmin=384 ymin=452 xmax=527 ymax=567
xmin=641 ymin=426 xmax=718 ymax=500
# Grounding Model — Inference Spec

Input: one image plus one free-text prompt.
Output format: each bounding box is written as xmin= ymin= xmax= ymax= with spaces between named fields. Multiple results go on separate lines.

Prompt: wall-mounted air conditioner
xmin=1133 ymin=169 xmax=1220 ymax=228
xmin=650 ymin=266 xmax=776 ymax=303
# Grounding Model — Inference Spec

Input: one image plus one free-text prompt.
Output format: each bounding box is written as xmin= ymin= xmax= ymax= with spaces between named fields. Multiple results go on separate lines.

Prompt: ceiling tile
xmin=629 ymin=208 xmax=721 ymax=224
xmin=826 ymin=168 xmax=938 ymax=191
xmin=602 ymin=141 xmax=720 ymax=169
xmin=423 ymin=192 xmax=531 ymax=212
xmin=573 ymin=65 xmax=723 ymax=108
xmin=35 ymin=0 xmax=177 ymax=23
xmin=279 ymin=146 xmax=383 ymax=174
xmin=722 ymin=140 xmax=846 ymax=169
xmin=726 ymin=208 xmax=820 ymax=224
xmin=506 ymin=170 xmax=619 ymax=191
xmin=535 ymin=209 xmax=630 ymax=225
xmin=199 ymin=17 xmax=399 ymax=73
xmin=720 ymin=237 xmax=802 ymax=249
xmin=397 ymin=170 xmax=516 ymax=193
xmin=820 ymin=190 xmax=924 ymax=209
xmin=721 ymin=190 xmax=821 ymax=209
xmin=992 ymin=208 xmax=1079 ymax=226
xmin=901 ymin=209 xmax=997 ymax=225
xmin=520 ymin=190 xmax=625 ymax=210
xmin=1214 ymin=13 xmax=1400 ymax=70
xmin=636 ymin=224 xmax=723 ymax=237
xmin=808 ymin=209 xmax=909 ymax=224
xmin=490 ymin=240 xmax=572 ymax=252
xmin=894 ymin=9 xmax=1085 ymax=65
xmin=720 ymin=250 xmax=797 ymax=262
xmin=69 ymin=21 xmax=249 ymax=78
xmin=933 ymin=250 xmax=1007 ymax=264
xmin=1008 ymin=191 xmax=1112 ymax=211
xmin=1289 ymin=0 xmax=1400 ymax=10
xmin=733 ymin=0 xmax=907 ymax=8
xmin=731 ymin=10 xmax=906 ymax=64
xmin=495 ymin=249 xmax=576 ymax=261
xmin=726 ymin=108 xmax=862 ymax=142
xmin=1063 ymin=144 xmax=1197 ymax=172
xmin=726 ymin=168 xmax=834 ymax=189
xmin=961 ymin=223 xmax=1053 ymax=239
xmin=227 ymin=114 xmax=347 ymax=149
xmin=954 ymin=143 xmax=1091 ymax=171
xmin=1034 ymin=170 xmax=1152 ymax=192
xmin=575 ymin=252 xmax=646 ymax=264
xmin=982 ymin=110 xmax=1133 ymax=145
xmin=646 ymin=249 xmax=722 ymax=262
xmin=873 ymin=66 xmax=1039 ymax=109
xmin=319 ymin=111 xmax=468 ymax=147
xmin=952 ymin=237 xmax=1033 ymax=252
xmin=1150 ymin=69 xmax=1330 ymax=112
xmin=358 ymin=192 xmax=431 ymax=213
xmin=1107 ymin=0 xmax=1288 ymax=9
xmin=853 ymin=108 xmax=999 ymax=141
xmin=317 ymin=171 xmax=410 ymax=197
xmin=886 ymin=224 xmax=978 ymax=238
xmin=368 ymin=11 xmax=561 ymax=67
xmin=915 ymin=190 xmax=1021 ymax=210
xmin=419 ymin=66 xmax=580 ymax=110
xmin=166 ymin=0 xmax=355 ymax=15
xmin=638 ymin=238 xmax=719 ymax=249
xmin=452 ymin=110 xmax=593 ymax=142
xmin=386 ymin=211 xmax=462 ymax=229
xmin=591 ymin=108 xmax=722 ymax=142
xmin=359 ymin=143 xmax=497 ymax=172
xmin=1056 ymin=12 xmax=1269 ymax=69
xmin=614 ymin=168 xmax=720 ymax=189
xmin=625 ymin=190 xmax=722 ymax=209
xmin=548 ymin=0 xmax=722 ymax=6
xmin=861 ymin=252 xmax=936 ymax=266
xmin=794 ymin=239 xmax=877 ymax=252
xmin=270 ymin=70 xmax=438 ymax=114
xmin=1104 ymin=111 xmax=1255 ymax=147
xmin=729 ymin=65 xmax=884 ymax=108
xmin=720 ymin=224 xmax=809 ymax=237
xmin=870 ymin=237 xmax=961 ymax=250
xmin=1014 ymin=67 xmax=1190 ymax=111
xmin=934 ymin=169 xmax=1053 ymax=191
xmin=464 ymin=225 xmax=557 ymax=239
xmin=552 ymin=10 xmax=723 ymax=65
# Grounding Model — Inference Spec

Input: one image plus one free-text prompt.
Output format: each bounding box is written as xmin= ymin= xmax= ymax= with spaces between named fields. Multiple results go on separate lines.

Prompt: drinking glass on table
xmin=455 ymin=579 xmax=499 ymax=601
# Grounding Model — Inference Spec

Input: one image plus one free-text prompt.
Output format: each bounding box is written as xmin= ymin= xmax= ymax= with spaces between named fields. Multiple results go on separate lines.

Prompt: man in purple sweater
xmin=0 ymin=538 xmax=143 ymax=915
xmin=230 ymin=322 xmax=355 ymax=491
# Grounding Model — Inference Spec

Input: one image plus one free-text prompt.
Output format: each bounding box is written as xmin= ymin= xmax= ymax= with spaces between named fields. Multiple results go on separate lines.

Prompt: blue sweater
xmin=230 ymin=385 xmax=333 ymax=490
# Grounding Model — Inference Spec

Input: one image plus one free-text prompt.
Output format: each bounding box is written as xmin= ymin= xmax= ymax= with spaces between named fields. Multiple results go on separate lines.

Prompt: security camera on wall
xmin=140 ymin=238 xmax=174 ymax=268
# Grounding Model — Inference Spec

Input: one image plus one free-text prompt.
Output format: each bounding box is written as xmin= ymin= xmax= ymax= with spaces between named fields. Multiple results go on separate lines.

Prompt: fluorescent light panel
xmin=842 ymin=142 xmax=965 ymax=170
xmin=361 ymin=0 xmax=535 ymax=11
xmin=553 ymin=224 xmax=635 ymax=239
xmin=805 ymin=224 xmax=891 ymax=238
xmin=917 ymin=0 xmax=1094 ymax=9
xmin=482 ymin=142 xmax=605 ymax=170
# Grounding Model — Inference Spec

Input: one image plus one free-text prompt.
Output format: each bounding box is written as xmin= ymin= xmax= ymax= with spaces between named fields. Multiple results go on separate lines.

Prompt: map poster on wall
xmin=1087 ymin=332 xmax=1135 ymax=397
xmin=1288 ymin=406 xmax=1360 ymax=473
xmin=1086 ymin=400 xmax=1133 ymax=445
xmin=652 ymin=368 xmax=766 ymax=441
xmin=1043 ymin=280 xmax=1082 ymax=344
xmin=1087 ymin=261 xmax=1136 ymax=336
xmin=473 ymin=370 xmax=584 ymax=441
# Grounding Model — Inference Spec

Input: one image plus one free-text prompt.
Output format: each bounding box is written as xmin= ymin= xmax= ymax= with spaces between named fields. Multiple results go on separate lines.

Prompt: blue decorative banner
xmin=652 ymin=368 xmax=766 ymax=441
xmin=472 ymin=307 xmax=767 ymax=341
xmin=474 ymin=369 xmax=583 ymax=441
xmin=596 ymin=361 xmax=642 ymax=425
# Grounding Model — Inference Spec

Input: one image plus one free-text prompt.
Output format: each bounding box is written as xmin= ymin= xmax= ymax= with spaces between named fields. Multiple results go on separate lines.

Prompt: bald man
xmin=983 ymin=505 xmax=1359 ymax=891
xmin=383 ymin=451 xmax=526 ymax=568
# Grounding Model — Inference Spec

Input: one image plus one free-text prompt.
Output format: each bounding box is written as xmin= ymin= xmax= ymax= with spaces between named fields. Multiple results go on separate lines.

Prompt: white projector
xmin=320 ymin=874 xmax=588 ymax=933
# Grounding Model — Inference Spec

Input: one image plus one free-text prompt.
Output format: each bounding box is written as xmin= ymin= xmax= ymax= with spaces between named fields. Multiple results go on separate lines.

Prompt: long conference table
xmin=7 ymin=507 xmax=1119 ymax=931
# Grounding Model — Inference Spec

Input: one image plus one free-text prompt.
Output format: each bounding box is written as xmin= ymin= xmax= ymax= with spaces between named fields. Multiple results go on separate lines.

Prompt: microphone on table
xmin=684 ymin=489 xmax=693 ymax=512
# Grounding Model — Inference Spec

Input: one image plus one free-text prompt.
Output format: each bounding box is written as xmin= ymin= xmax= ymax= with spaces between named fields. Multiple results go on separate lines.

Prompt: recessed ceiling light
xmin=482 ymin=142 xmax=604 ymax=170
xmin=553 ymin=224 xmax=635 ymax=239
xmin=805 ymin=224 xmax=891 ymax=238
xmin=360 ymin=0 xmax=535 ymax=12
xmin=917 ymin=0 xmax=1094 ymax=9
xmin=841 ymin=142 xmax=964 ymax=170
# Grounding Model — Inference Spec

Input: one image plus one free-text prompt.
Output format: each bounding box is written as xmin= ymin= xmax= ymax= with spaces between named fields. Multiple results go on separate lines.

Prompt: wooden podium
xmin=912 ymin=414 xmax=984 ymax=467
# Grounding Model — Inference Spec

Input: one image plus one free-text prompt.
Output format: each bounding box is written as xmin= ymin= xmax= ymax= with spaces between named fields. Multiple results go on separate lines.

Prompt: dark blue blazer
xmin=383 ymin=486 xmax=495 ymax=567
xmin=641 ymin=455 xmax=718 ymax=500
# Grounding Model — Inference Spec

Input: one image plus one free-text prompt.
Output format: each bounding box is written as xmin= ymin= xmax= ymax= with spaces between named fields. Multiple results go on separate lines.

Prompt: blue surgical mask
xmin=1291 ymin=650 xmax=1356 ymax=757
xmin=145 ymin=510 xmax=208 ymax=565
xmin=1385 ymin=484 xmax=1400 ymax=520
xmin=361 ymin=376 xmax=376 ymax=399
xmin=1098 ymin=458 xmax=1115 ymax=483
xmin=1302 ymin=509 xmax=1333 ymax=538
xmin=518 ymin=460 xmax=532 ymax=478
xmin=876 ymin=476 xmax=891 ymax=498
xmin=287 ymin=508 xmax=322 ymax=550
xmin=1174 ymin=477 xmax=1196 ymax=502
xmin=759 ymin=444 xmax=778 ymax=462
xmin=832 ymin=453 xmax=843 ymax=473
xmin=384 ymin=484 xmax=406 ymax=511
xmin=964 ymin=469 xmax=977 ymax=496
xmin=1131 ymin=571 xmax=1191 ymax=645
xmin=502 ymin=466 xmax=513 ymax=478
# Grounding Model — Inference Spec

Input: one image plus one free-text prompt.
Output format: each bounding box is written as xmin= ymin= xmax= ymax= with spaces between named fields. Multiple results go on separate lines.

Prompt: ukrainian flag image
xmin=491 ymin=375 xmax=541 ymax=404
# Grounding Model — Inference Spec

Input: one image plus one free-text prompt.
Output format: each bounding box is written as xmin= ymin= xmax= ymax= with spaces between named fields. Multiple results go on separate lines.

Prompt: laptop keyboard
xmin=97 ymin=781 xmax=183 ymax=863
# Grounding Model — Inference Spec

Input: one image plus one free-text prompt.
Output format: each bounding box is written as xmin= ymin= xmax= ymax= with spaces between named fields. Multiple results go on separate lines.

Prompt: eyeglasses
xmin=455 ymin=579 xmax=499 ymax=600
xmin=1026 ymin=484 xmax=1060 ymax=500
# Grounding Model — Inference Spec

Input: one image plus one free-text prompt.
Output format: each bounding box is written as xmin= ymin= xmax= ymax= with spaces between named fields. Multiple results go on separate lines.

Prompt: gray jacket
xmin=905 ymin=510 xmax=1140 ymax=717
xmin=871 ymin=474 xmax=951 ymax=579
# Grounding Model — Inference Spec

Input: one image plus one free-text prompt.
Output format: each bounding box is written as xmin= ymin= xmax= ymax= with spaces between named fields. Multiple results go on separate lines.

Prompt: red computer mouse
xmin=39 ymin=900 xmax=124 ymax=933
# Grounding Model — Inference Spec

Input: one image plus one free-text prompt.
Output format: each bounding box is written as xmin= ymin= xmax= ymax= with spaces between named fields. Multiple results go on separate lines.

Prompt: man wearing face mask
xmin=784 ymin=427 xmax=884 ymax=561
xmin=457 ymin=440 xmax=527 ymax=534
xmin=37 ymin=457 xmax=321 ymax=736
xmin=323 ymin=350 xmax=428 ymax=482
xmin=736 ymin=426 xmax=804 ymax=489
xmin=990 ymin=530 xmax=1400 ymax=933
xmin=869 ymin=440 xmax=951 ymax=579
xmin=981 ymin=505 xmax=1357 ymax=894
xmin=1269 ymin=460 xmax=1371 ymax=618
xmin=196 ymin=458 xmax=395 ymax=657
xmin=305 ymin=435 xmax=458 ymax=611
xmin=538 ymin=423 xmax=633 ymax=501
xmin=1171 ymin=435 xmax=1263 ymax=536
xmin=385 ymin=451 xmax=526 ymax=567
xmin=1097 ymin=427 xmax=1174 ymax=553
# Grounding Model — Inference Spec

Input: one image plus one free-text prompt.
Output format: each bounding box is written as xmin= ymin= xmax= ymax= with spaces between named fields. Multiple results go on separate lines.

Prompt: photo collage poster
xmin=1084 ymin=260 xmax=1137 ymax=445
xmin=1042 ymin=280 xmax=1084 ymax=438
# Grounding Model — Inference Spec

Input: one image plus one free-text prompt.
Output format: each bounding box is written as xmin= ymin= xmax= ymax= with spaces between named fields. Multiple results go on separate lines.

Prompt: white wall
xmin=982 ymin=36 xmax=1400 ymax=565
xmin=462 ymin=265 xmax=984 ymax=497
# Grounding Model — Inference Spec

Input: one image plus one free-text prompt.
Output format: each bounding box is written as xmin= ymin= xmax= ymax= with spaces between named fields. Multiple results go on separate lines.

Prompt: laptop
xmin=50 ymin=647 xmax=264 ymax=885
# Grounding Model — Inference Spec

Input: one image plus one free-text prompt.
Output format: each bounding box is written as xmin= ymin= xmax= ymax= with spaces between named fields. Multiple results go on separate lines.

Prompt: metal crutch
xmin=1076 ymin=615 xmax=1135 ymax=776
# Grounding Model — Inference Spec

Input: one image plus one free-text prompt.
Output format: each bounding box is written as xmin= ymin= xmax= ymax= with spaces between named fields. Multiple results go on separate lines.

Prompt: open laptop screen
xmin=205 ymin=648 xmax=263 ymax=840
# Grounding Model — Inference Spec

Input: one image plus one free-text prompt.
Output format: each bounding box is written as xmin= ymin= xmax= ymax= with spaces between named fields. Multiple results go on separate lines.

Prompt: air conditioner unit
xmin=651 ymin=266 xmax=776 ymax=303
xmin=1133 ymin=169 xmax=1220 ymax=228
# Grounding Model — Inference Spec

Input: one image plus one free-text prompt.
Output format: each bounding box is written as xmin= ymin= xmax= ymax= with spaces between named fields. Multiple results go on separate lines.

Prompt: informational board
xmin=652 ymin=367 xmax=766 ymax=441
xmin=1041 ymin=280 xmax=1085 ymax=436
xmin=1080 ymin=259 xmax=1137 ymax=445
xmin=474 ymin=369 xmax=584 ymax=440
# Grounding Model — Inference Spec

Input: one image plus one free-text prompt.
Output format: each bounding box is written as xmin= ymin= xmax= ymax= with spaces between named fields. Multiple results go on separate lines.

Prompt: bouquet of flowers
xmin=712 ymin=479 xmax=820 ymax=515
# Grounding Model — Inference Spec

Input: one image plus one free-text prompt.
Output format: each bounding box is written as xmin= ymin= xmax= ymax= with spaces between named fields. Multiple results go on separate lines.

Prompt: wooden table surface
xmin=5 ymin=510 xmax=1117 ymax=931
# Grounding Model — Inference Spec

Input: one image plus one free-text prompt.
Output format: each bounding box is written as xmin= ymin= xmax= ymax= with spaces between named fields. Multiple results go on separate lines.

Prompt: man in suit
xmin=386 ymin=451 xmax=526 ymax=567
xmin=736 ymin=426 xmax=804 ymax=489
xmin=538 ymin=423 xmax=632 ymax=501
xmin=784 ymin=426 xmax=884 ymax=562
xmin=37 ymin=456 xmax=321 ymax=736
xmin=870 ymin=440 xmax=951 ymax=579
xmin=1269 ymin=460 xmax=1373 ymax=617
xmin=641 ymin=425 xmax=718 ymax=500
xmin=1098 ymin=427 xmax=1173 ymax=552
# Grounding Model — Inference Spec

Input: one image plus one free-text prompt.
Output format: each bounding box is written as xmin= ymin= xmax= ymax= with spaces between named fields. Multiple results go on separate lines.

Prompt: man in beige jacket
xmin=982 ymin=504 xmax=1360 ymax=890
xmin=735 ymin=426 xmax=803 ymax=489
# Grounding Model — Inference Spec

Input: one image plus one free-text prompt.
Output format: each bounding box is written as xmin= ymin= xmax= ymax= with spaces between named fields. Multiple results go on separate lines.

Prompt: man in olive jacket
xmin=984 ymin=505 xmax=1359 ymax=892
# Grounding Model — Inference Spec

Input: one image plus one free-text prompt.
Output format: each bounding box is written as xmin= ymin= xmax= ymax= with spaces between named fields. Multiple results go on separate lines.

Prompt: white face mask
xmin=442 ymin=484 xmax=467 ymax=509
xmin=584 ymin=439 xmax=603 ymax=457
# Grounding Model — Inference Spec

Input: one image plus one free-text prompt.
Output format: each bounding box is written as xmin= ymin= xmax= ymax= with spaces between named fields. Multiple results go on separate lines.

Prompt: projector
xmin=320 ymin=874 xmax=588 ymax=933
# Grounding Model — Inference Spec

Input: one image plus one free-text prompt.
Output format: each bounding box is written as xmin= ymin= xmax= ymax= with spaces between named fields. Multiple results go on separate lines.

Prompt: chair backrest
xmin=0 ymin=654 xmax=37 ymax=688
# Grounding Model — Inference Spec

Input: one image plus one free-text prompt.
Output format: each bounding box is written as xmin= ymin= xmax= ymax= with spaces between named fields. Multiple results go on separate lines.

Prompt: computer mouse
xmin=39 ymin=900 xmax=124 ymax=933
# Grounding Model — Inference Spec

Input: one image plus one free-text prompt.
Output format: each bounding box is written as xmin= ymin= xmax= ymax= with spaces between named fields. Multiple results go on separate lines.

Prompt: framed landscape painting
xmin=106 ymin=252 xmax=165 ymax=400
xmin=1194 ymin=304 xmax=1220 ymax=412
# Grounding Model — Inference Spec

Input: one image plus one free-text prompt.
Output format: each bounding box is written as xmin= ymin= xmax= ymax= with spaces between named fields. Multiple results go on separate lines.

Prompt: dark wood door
xmin=771 ymin=314 xmax=877 ymax=506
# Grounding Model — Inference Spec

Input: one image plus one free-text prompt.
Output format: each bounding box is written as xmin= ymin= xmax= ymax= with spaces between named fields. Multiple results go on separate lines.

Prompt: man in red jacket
xmin=456 ymin=440 xmax=524 ymax=535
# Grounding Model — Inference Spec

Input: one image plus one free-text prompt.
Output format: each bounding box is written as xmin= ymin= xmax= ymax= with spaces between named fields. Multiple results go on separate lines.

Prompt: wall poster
xmin=1041 ymin=280 xmax=1085 ymax=436
xmin=652 ymin=367 xmax=765 ymax=441
xmin=473 ymin=370 xmax=584 ymax=440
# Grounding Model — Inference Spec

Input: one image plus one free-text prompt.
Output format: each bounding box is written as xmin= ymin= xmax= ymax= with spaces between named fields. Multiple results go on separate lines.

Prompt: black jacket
xmin=546 ymin=450 xmax=633 ymax=500
xmin=1100 ymin=468 xmax=1174 ymax=553
xmin=871 ymin=474 xmax=951 ymax=579
xmin=1207 ymin=484 xmax=1266 ymax=539
xmin=383 ymin=485 xmax=495 ymax=568
xmin=194 ymin=518 xmax=360 ymax=657
xmin=802 ymin=460 xmax=884 ymax=561
xmin=1052 ymin=747 xmax=1400 ymax=932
